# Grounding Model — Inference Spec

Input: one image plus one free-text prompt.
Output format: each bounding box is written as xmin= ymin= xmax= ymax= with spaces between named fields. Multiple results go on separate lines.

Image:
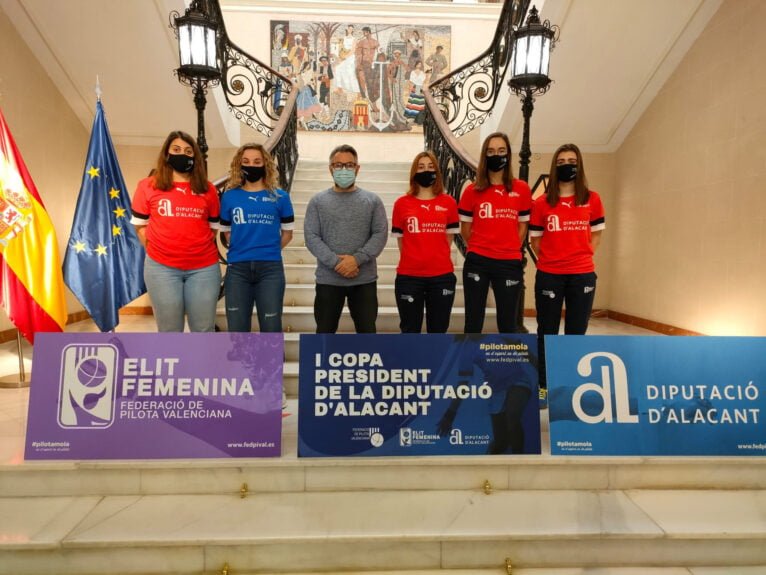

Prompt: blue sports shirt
xmin=219 ymin=187 xmax=295 ymax=263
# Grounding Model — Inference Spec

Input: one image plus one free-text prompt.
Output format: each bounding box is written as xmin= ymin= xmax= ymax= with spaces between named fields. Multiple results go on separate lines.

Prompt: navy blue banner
xmin=298 ymin=334 xmax=541 ymax=457
xmin=547 ymin=336 xmax=766 ymax=456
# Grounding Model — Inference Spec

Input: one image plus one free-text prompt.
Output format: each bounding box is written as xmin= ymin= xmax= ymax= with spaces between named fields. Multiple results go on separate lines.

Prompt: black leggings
xmin=463 ymin=252 xmax=523 ymax=334
xmin=395 ymin=273 xmax=456 ymax=333
xmin=535 ymin=270 xmax=597 ymax=389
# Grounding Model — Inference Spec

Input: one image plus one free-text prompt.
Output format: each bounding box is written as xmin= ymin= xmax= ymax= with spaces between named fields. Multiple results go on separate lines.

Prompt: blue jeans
xmin=144 ymin=257 xmax=221 ymax=332
xmin=224 ymin=261 xmax=286 ymax=332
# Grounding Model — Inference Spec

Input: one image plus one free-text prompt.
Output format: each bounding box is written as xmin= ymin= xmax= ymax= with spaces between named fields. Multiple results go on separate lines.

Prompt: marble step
xmin=4 ymin=400 xmax=764 ymax=498
xmin=289 ymin=198 xmax=409 ymax=212
xmin=292 ymin=172 xmax=409 ymax=184
xmin=297 ymin=160 xmax=412 ymax=171
xmin=289 ymin=184 xmax=410 ymax=199
xmin=2 ymin=452 xmax=765 ymax=497
xmin=282 ymin=283 xmax=476 ymax=308
xmin=280 ymin=313 xmax=514 ymax=363
xmin=282 ymin=245 xmax=461 ymax=266
xmin=1 ymin=489 xmax=765 ymax=574
xmin=279 ymin=263 xmax=466 ymax=284
xmin=286 ymin=231 xmax=435 ymax=249
xmin=216 ymin=304 xmax=483 ymax=334
xmin=290 ymin=212 xmax=449 ymax=230
xmin=147 ymin=570 xmax=766 ymax=575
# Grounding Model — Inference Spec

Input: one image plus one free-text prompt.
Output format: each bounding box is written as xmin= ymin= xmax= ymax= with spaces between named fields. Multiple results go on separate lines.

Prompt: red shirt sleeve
xmin=589 ymin=191 xmax=605 ymax=231
xmin=446 ymin=195 xmax=460 ymax=234
xmin=457 ymin=184 xmax=475 ymax=221
xmin=131 ymin=177 xmax=152 ymax=222
xmin=391 ymin=196 xmax=405 ymax=237
xmin=529 ymin=196 xmax=546 ymax=236
xmin=516 ymin=179 xmax=532 ymax=222
xmin=205 ymin=182 xmax=220 ymax=225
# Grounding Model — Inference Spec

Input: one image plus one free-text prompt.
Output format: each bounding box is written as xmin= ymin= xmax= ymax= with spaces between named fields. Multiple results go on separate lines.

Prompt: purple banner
xmin=25 ymin=333 xmax=283 ymax=459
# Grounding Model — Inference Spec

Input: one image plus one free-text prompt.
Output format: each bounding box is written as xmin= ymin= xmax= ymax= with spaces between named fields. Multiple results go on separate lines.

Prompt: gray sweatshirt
xmin=304 ymin=187 xmax=388 ymax=286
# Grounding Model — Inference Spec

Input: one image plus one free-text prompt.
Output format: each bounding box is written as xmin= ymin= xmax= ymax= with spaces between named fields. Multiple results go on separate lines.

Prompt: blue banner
xmin=547 ymin=336 xmax=766 ymax=456
xmin=298 ymin=334 xmax=541 ymax=457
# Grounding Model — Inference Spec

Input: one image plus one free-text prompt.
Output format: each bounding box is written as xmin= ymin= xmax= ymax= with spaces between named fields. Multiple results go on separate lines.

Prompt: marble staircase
xmin=2 ymin=161 xmax=765 ymax=574
xmin=1 ymin=394 xmax=765 ymax=574
xmin=217 ymin=159 xmax=494 ymax=397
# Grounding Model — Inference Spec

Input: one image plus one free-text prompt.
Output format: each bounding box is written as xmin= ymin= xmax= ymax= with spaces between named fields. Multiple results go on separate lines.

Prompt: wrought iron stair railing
xmin=204 ymin=0 xmax=298 ymax=266
xmin=423 ymin=0 xmax=531 ymax=253
xmin=208 ymin=0 xmax=298 ymax=194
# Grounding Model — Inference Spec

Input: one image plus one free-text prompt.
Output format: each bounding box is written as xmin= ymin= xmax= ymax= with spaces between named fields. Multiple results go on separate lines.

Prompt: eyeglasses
xmin=331 ymin=162 xmax=357 ymax=170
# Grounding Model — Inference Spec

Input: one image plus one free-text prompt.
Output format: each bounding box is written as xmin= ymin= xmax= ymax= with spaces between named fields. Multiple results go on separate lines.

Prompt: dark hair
xmin=329 ymin=144 xmax=358 ymax=163
xmin=546 ymin=143 xmax=590 ymax=207
xmin=153 ymin=131 xmax=208 ymax=195
xmin=408 ymin=151 xmax=444 ymax=196
xmin=362 ymin=26 xmax=372 ymax=33
xmin=474 ymin=132 xmax=514 ymax=193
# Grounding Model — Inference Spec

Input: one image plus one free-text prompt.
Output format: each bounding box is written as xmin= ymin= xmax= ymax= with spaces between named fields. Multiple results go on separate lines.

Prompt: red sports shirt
xmin=391 ymin=193 xmax=459 ymax=277
xmin=131 ymin=177 xmax=220 ymax=270
xmin=457 ymin=180 xmax=532 ymax=260
xmin=529 ymin=190 xmax=605 ymax=274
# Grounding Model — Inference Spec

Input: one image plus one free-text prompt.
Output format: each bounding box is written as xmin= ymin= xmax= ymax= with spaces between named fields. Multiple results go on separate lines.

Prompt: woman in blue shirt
xmin=220 ymin=144 xmax=294 ymax=332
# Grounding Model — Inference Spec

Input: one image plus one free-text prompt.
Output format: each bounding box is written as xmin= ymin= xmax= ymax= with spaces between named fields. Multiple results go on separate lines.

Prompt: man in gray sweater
xmin=304 ymin=144 xmax=388 ymax=333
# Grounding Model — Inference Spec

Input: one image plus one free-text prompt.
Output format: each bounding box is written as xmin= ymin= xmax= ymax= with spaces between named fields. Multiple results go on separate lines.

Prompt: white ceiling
xmin=1 ymin=0 xmax=722 ymax=153
xmin=500 ymin=0 xmax=723 ymax=152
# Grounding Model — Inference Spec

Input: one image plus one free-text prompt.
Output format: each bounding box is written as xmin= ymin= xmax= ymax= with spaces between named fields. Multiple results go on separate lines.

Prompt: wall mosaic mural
xmin=271 ymin=20 xmax=451 ymax=133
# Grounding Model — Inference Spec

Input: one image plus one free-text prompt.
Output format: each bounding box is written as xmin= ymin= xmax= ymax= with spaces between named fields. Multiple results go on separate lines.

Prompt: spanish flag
xmin=0 ymin=108 xmax=67 ymax=343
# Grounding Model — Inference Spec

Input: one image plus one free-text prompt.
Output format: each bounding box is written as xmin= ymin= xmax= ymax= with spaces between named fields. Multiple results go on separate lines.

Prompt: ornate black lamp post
xmin=508 ymin=5 xmax=558 ymax=332
xmin=170 ymin=0 xmax=222 ymax=162
xmin=508 ymin=5 xmax=559 ymax=183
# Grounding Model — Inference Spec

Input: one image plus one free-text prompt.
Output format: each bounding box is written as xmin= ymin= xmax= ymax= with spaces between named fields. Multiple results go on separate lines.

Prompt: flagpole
xmin=0 ymin=331 xmax=29 ymax=388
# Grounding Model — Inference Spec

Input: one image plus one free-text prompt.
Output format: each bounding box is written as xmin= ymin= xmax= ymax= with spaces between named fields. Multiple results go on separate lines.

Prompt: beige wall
xmin=0 ymin=4 xmax=237 ymax=323
xmin=611 ymin=0 xmax=766 ymax=336
xmin=0 ymin=6 xmax=89 ymax=330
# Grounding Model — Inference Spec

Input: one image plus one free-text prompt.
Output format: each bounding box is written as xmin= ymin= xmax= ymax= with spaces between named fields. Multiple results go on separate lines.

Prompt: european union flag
xmin=63 ymin=100 xmax=145 ymax=332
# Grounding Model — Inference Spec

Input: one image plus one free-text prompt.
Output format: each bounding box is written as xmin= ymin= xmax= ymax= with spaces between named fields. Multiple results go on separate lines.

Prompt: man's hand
xmin=335 ymin=254 xmax=359 ymax=278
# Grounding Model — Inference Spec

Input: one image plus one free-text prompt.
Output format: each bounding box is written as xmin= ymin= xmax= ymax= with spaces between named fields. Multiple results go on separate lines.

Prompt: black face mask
xmin=556 ymin=163 xmax=578 ymax=182
xmin=413 ymin=171 xmax=437 ymax=188
xmin=486 ymin=155 xmax=508 ymax=173
xmin=167 ymin=153 xmax=194 ymax=174
xmin=242 ymin=165 xmax=266 ymax=183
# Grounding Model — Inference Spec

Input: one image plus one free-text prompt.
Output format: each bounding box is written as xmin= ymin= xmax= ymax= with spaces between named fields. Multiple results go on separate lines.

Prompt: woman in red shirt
xmin=131 ymin=131 xmax=221 ymax=332
xmin=458 ymin=132 xmax=532 ymax=333
xmin=391 ymin=151 xmax=459 ymax=333
xmin=529 ymin=143 xmax=605 ymax=389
